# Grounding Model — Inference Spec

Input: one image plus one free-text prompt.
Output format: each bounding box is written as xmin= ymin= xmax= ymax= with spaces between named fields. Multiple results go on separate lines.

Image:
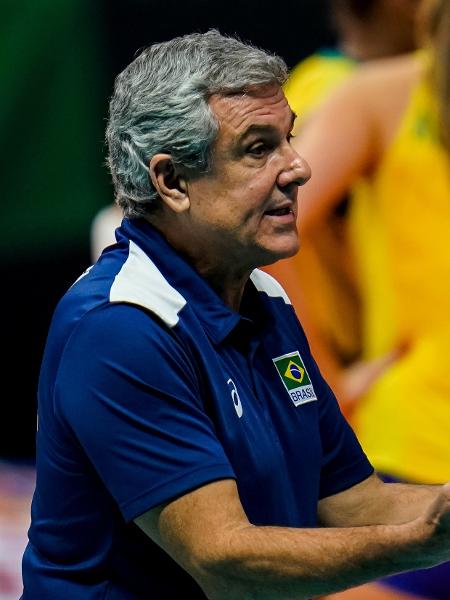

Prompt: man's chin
xmin=257 ymin=241 xmax=300 ymax=268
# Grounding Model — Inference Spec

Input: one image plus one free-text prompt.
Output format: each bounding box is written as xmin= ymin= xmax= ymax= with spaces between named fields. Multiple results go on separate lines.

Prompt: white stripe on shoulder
xmin=109 ymin=240 xmax=186 ymax=327
xmin=250 ymin=269 xmax=291 ymax=304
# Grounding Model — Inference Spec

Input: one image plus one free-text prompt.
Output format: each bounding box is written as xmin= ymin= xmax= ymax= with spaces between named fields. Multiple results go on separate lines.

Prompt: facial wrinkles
xmin=212 ymin=87 xmax=291 ymax=135
xmin=205 ymin=86 xmax=300 ymax=217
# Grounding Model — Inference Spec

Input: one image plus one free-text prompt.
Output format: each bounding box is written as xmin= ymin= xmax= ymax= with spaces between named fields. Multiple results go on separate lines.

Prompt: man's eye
xmin=247 ymin=143 xmax=268 ymax=157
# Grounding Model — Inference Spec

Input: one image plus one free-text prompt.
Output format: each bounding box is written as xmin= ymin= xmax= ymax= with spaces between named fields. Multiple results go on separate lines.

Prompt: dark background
xmin=1 ymin=0 xmax=335 ymax=459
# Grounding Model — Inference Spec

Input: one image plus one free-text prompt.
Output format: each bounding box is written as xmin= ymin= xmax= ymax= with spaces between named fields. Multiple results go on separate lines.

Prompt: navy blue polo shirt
xmin=22 ymin=218 xmax=373 ymax=599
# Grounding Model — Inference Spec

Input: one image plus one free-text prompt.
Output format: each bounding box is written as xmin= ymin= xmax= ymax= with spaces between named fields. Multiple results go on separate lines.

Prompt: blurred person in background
xmin=288 ymin=0 xmax=450 ymax=598
xmin=286 ymin=0 xmax=420 ymax=122
xmin=90 ymin=199 xmax=123 ymax=260
xmin=266 ymin=0 xmax=421 ymax=413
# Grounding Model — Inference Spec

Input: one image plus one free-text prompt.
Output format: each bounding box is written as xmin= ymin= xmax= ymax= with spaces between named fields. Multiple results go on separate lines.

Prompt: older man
xmin=21 ymin=30 xmax=450 ymax=600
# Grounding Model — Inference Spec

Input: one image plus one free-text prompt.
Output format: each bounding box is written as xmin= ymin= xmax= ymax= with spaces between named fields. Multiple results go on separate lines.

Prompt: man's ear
xmin=149 ymin=154 xmax=190 ymax=213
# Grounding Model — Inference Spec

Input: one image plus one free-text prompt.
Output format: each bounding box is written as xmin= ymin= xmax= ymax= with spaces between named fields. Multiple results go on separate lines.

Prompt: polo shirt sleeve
xmin=306 ymin=357 xmax=374 ymax=499
xmin=55 ymin=303 xmax=235 ymax=522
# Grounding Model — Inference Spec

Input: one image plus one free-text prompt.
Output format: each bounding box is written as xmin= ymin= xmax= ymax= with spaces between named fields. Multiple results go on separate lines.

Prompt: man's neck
xmin=196 ymin=266 xmax=249 ymax=312
xmin=145 ymin=215 xmax=250 ymax=311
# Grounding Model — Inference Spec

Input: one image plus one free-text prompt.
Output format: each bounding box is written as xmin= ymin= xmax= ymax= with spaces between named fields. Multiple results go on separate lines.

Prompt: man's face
xmin=182 ymin=84 xmax=311 ymax=271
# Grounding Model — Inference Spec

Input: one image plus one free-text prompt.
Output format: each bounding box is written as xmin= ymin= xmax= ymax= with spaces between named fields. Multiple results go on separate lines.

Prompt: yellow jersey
xmin=350 ymin=70 xmax=450 ymax=483
xmin=284 ymin=50 xmax=355 ymax=124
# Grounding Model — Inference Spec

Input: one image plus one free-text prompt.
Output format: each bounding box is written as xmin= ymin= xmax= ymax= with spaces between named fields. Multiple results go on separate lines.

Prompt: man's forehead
xmin=209 ymin=84 xmax=294 ymax=134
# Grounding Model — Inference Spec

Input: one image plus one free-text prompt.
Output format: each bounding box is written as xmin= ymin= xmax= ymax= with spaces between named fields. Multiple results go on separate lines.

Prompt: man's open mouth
xmin=264 ymin=207 xmax=292 ymax=216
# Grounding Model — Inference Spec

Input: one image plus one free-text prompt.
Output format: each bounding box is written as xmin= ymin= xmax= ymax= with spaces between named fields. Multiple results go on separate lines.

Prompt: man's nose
xmin=277 ymin=155 xmax=311 ymax=188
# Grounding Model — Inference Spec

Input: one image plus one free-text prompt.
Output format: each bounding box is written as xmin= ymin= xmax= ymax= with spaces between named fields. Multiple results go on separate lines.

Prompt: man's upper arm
xmin=135 ymin=479 xmax=250 ymax=596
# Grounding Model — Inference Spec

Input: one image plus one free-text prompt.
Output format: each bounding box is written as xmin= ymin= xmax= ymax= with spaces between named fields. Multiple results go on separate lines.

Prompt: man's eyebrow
xmin=237 ymin=112 xmax=297 ymax=142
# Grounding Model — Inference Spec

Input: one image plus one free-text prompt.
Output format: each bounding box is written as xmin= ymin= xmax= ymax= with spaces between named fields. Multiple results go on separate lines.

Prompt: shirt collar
xmin=118 ymin=218 xmax=261 ymax=345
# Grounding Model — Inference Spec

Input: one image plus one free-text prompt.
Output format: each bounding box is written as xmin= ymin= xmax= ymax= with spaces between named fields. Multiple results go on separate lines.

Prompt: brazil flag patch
xmin=272 ymin=351 xmax=317 ymax=406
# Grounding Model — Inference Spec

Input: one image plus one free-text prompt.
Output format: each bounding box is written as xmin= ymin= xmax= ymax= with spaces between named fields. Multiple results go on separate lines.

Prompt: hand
xmin=425 ymin=482 xmax=450 ymax=532
xmin=417 ymin=483 xmax=450 ymax=566
xmin=336 ymin=343 xmax=409 ymax=413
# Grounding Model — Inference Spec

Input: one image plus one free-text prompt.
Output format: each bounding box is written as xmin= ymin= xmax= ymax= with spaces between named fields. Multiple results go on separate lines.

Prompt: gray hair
xmin=106 ymin=29 xmax=288 ymax=217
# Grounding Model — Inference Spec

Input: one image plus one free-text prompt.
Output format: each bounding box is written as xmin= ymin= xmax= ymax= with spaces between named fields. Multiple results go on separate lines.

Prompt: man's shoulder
xmin=250 ymin=269 xmax=292 ymax=305
xmin=63 ymin=239 xmax=188 ymax=331
xmin=108 ymin=239 xmax=186 ymax=328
